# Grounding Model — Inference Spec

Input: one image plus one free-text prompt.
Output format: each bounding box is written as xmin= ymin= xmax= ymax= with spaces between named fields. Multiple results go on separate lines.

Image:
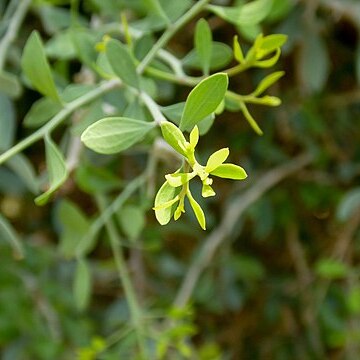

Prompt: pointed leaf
xmin=255 ymin=48 xmax=281 ymax=67
xmin=252 ymin=71 xmax=284 ymax=96
xmin=205 ymin=148 xmax=230 ymax=173
xmin=233 ymin=35 xmax=244 ymax=63
xmin=35 ymin=135 xmax=69 ymax=206
xmin=73 ymin=258 xmax=92 ymax=311
xmin=180 ymin=73 xmax=228 ymax=131
xmin=154 ymin=180 xmax=179 ymax=225
xmin=117 ymin=205 xmax=145 ymax=241
xmin=106 ymin=39 xmax=139 ymax=89
xmin=81 ymin=117 xmax=155 ymax=154
xmin=187 ymin=190 xmax=206 ymax=230
xmin=165 ymin=172 xmax=196 ymax=187
xmin=195 ymin=18 xmax=212 ymax=75
xmin=160 ymin=121 xmax=188 ymax=156
xmin=202 ymin=184 xmax=216 ymax=198
xmin=189 ymin=126 xmax=199 ymax=148
xmin=21 ymin=31 xmax=60 ymax=102
xmin=210 ymin=163 xmax=247 ymax=180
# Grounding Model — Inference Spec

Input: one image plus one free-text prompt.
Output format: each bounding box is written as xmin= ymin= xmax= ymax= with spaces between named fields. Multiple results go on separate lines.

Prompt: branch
xmin=174 ymin=152 xmax=314 ymax=307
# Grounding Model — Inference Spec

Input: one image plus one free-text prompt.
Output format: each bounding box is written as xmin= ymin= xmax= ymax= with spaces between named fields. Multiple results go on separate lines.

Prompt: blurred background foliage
xmin=0 ymin=0 xmax=360 ymax=359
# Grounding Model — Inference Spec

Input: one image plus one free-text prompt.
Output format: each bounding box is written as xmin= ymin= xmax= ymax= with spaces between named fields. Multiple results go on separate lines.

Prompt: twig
xmin=174 ymin=152 xmax=314 ymax=307
xmin=0 ymin=0 xmax=32 ymax=70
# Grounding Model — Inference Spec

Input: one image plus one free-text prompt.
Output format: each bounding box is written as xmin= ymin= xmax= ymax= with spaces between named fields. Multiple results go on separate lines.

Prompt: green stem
xmin=137 ymin=0 xmax=211 ymax=74
xmin=96 ymin=194 xmax=148 ymax=359
xmin=0 ymin=0 xmax=32 ymax=70
xmin=0 ymin=79 xmax=121 ymax=165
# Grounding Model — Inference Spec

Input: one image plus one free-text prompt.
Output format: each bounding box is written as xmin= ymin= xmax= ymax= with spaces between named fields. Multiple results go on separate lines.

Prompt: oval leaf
xmin=195 ymin=18 xmax=212 ymax=75
xmin=180 ymin=73 xmax=228 ymax=131
xmin=21 ymin=31 xmax=60 ymax=102
xmin=24 ymin=97 xmax=62 ymax=128
xmin=205 ymin=148 xmax=230 ymax=173
xmin=160 ymin=121 xmax=188 ymax=156
xmin=81 ymin=117 xmax=155 ymax=154
xmin=154 ymin=180 xmax=179 ymax=225
xmin=117 ymin=205 xmax=145 ymax=241
xmin=73 ymin=258 xmax=92 ymax=311
xmin=210 ymin=163 xmax=247 ymax=180
xmin=187 ymin=190 xmax=206 ymax=230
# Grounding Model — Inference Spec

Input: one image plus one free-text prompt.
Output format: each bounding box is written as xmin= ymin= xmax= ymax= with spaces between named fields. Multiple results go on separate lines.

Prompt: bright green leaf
xmin=210 ymin=163 xmax=247 ymax=180
xmin=233 ymin=35 xmax=244 ymax=63
xmin=73 ymin=258 xmax=92 ymax=311
xmin=21 ymin=31 xmax=61 ymax=102
xmin=205 ymin=148 xmax=230 ymax=173
xmin=187 ymin=190 xmax=206 ymax=230
xmin=106 ymin=39 xmax=139 ymax=89
xmin=252 ymin=71 xmax=285 ymax=96
xmin=195 ymin=18 xmax=212 ymax=75
xmin=165 ymin=172 xmax=196 ymax=187
xmin=202 ymin=184 xmax=215 ymax=198
xmin=180 ymin=73 xmax=228 ymax=131
xmin=154 ymin=180 xmax=179 ymax=225
xmin=189 ymin=126 xmax=199 ymax=148
xmin=117 ymin=205 xmax=145 ymax=241
xmin=257 ymin=34 xmax=287 ymax=55
xmin=35 ymin=135 xmax=69 ymax=206
xmin=81 ymin=117 xmax=155 ymax=154
xmin=254 ymin=48 xmax=281 ymax=68
xmin=160 ymin=121 xmax=188 ymax=156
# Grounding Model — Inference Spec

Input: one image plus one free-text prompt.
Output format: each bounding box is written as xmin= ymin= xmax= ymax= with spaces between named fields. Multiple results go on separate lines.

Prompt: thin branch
xmin=174 ymin=152 xmax=314 ymax=308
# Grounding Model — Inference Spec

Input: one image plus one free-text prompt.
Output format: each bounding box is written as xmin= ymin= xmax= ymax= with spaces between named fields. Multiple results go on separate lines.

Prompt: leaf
xmin=183 ymin=42 xmax=233 ymax=71
xmin=180 ymin=73 xmax=228 ymax=131
xmin=0 ymin=71 xmax=22 ymax=98
xmin=81 ymin=117 xmax=155 ymax=154
xmin=187 ymin=190 xmax=206 ymax=230
xmin=257 ymin=34 xmax=287 ymax=55
xmin=45 ymin=31 xmax=76 ymax=60
xmin=195 ymin=19 xmax=212 ymax=75
xmin=233 ymin=35 xmax=244 ymax=63
xmin=106 ymin=39 xmax=139 ymax=89
xmin=23 ymin=97 xmax=62 ymax=128
xmin=207 ymin=0 xmax=273 ymax=26
xmin=160 ymin=121 xmax=188 ymax=156
xmin=205 ymin=148 xmax=230 ymax=173
xmin=71 ymin=29 xmax=98 ymax=69
xmin=189 ymin=126 xmax=199 ymax=148
xmin=117 ymin=205 xmax=145 ymax=241
xmin=336 ymin=188 xmax=360 ymax=221
xmin=57 ymin=199 xmax=90 ymax=259
xmin=21 ymin=31 xmax=60 ymax=102
xmin=35 ymin=135 xmax=69 ymax=206
xmin=210 ymin=163 xmax=247 ymax=180
xmin=154 ymin=180 xmax=179 ymax=225
xmin=202 ymin=184 xmax=215 ymax=198
xmin=0 ymin=95 xmax=15 ymax=151
xmin=0 ymin=214 xmax=24 ymax=259
xmin=165 ymin=172 xmax=196 ymax=187
xmin=315 ymin=258 xmax=349 ymax=280
xmin=252 ymin=71 xmax=285 ymax=96
xmin=144 ymin=0 xmax=169 ymax=22
xmin=73 ymin=258 xmax=92 ymax=311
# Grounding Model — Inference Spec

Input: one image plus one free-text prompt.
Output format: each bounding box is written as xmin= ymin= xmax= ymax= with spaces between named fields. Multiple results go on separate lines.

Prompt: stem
xmin=0 ymin=0 xmax=32 ymax=70
xmin=137 ymin=0 xmax=211 ymax=74
xmin=96 ymin=195 xmax=148 ymax=359
xmin=0 ymin=79 xmax=121 ymax=165
xmin=139 ymin=91 xmax=168 ymax=124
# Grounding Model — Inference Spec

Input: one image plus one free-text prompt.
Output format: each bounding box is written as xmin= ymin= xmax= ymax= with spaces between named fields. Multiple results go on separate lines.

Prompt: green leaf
xmin=252 ymin=71 xmax=285 ymax=96
xmin=35 ymin=135 xmax=69 ymax=206
xmin=165 ymin=172 xmax=196 ymax=187
xmin=254 ymin=48 xmax=281 ymax=68
xmin=23 ymin=97 xmax=62 ymax=128
xmin=57 ymin=199 xmax=90 ymax=259
xmin=0 ymin=95 xmax=15 ymax=151
xmin=106 ymin=39 xmax=139 ymax=89
xmin=73 ymin=258 xmax=92 ymax=311
xmin=315 ymin=258 xmax=349 ymax=280
xmin=207 ymin=0 xmax=273 ymax=26
xmin=233 ymin=35 xmax=244 ymax=63
xmin=154 ymin=180 xmax=179 ymax=225
xmin=160 ymin=121 xmax=188 ymax=156
xmin=189 ymin=126 xmax=199 ymax=148
xmin=45 ymin=31 xmax=76 ymax=60
xmin=187 ymin=190 xmax=206 ymax=230
xmin=205 ymin=148 xmax=230 ymax=173
xmin=0 ymin=71 xmax=22 ymax=98
xmin=0 ymin=214 xmax=24 ymax=259
xmin=183 ymin=42 xmax=232 ymax=71
xmin=21 ymin=31 xmax=61 ymax=102
xmin=195 ymin=19 xmax=212 ymax=75
xmin=180 ymin=73 xmax=228 ymax=131
xmin=202 ymin=184 xmax=215 ymax=198
xmin=144 ymin=0 xmax=169 ymax=22
xmin=117 ymin=205 xmax=145 ymax=241
xmin=71 ymin=29 xmax=98 ymax=69
xmin=257 ymin=34 xmax=287 ymax=55
xmin=239 ymin=102 xmax=263 ymax=135
xmin=210 ymin=163 xmax=247 ymax=180
xmin=81 ymin=117 xmax=155 ymax=154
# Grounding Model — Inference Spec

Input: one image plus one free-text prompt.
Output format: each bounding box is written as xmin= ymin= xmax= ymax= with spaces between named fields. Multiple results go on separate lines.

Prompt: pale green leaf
xmin=0 ymin=71 xmax=22 ymax=98
xmin=154 ymin=180 xmax=179 ymax=225
xmin=187 ymin=190 xmax=206 ymax=230
xmin=160 ymin=121 xmax=188 ymax=156
xmin=0 ymin=214 xmax=24 ymax=259
xmin=180 ymin=73 xmax=228 ymax=131
xmin=210 ymin=163 xmax=247 ymax=180
xmin=233 ymin=35 xmax=244 ymax=63
xmin=21 ymin=31 xmax=61 ymax=102
xmin=165 ymin=172 xmax=196 ymax=187
xmin=202 ymin=184 xmax=216 ymax=198
xmin=252 ymin=71 xmax=285 ymax=96
xmin=117 ymin=205 xmax=145 ymax=241
xmin=205 ymin=148 xmax=229 ymax=173
xmin=71 ymin=29 xmax=98 ymax=69
xmin=189 ymin=126 xmax=199 ymax=148
xmin=195 ymin=18 xmax=212 ymax=75
xmin=57 ymin=199 xmax=90 ymax=259
xmin=144 ymin=0 xmax=169 ymax=22
xmin=45 ymin=31 xmax=76 ymax=60
xmin=81 ymin=117 xmax=155 ymax=154
xmin=106 ymin=39 xmax=139 ymax=89
xmin=73 ymin=258 xmax=92 ymax=311
xmin=0 ymin=95 xmax=15 ymax=151
xmin=23 ymin=97 xmax=62 ymax=128
xmin=35 ymin=135 xmax=69 ymax=206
